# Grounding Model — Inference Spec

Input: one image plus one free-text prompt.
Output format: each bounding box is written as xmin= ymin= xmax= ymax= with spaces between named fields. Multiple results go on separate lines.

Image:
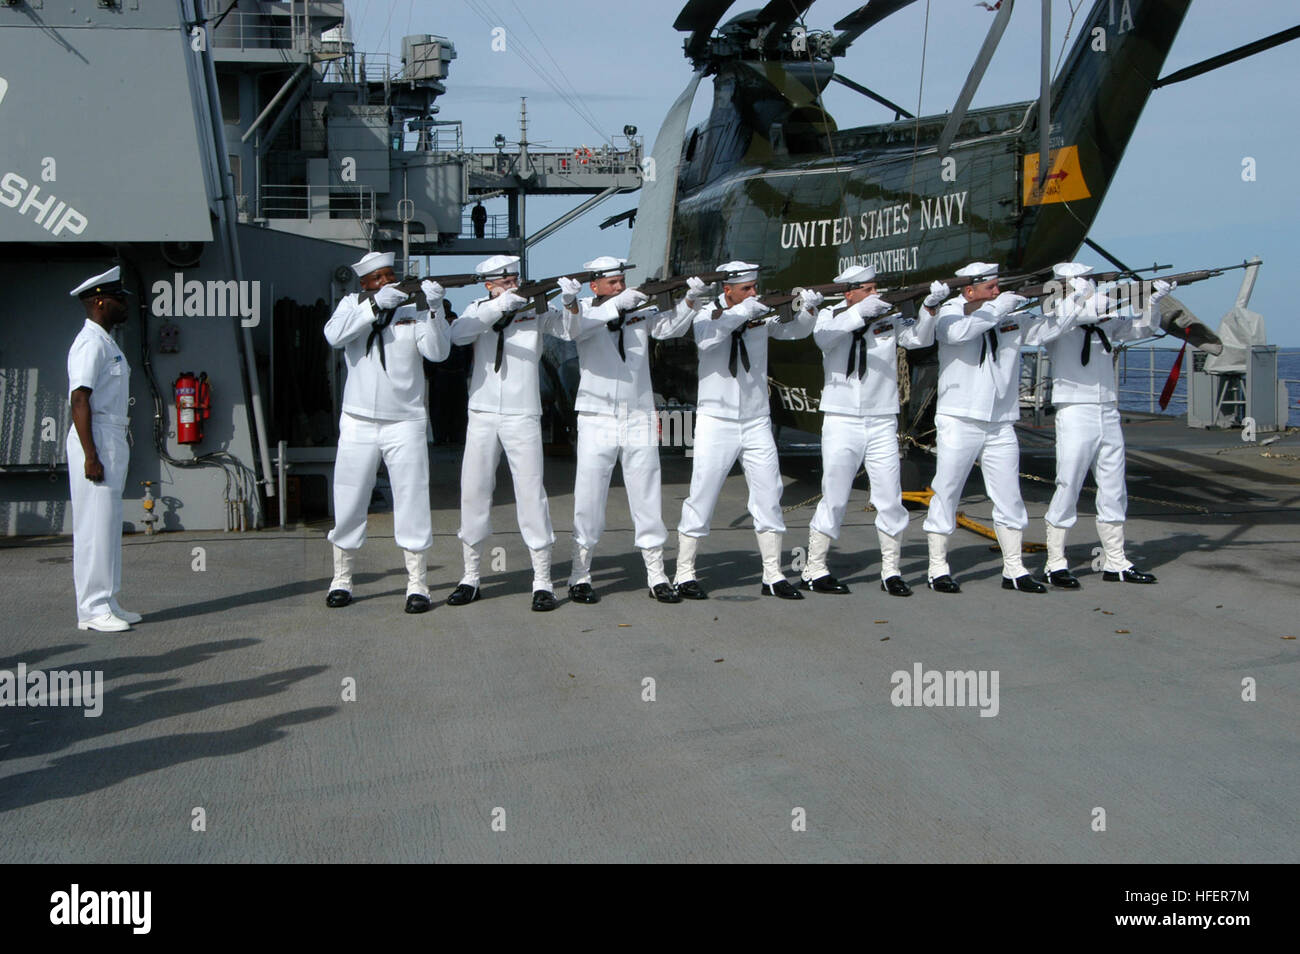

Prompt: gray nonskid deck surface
xmin=1 ymin=428 xmax=1297 ymax=863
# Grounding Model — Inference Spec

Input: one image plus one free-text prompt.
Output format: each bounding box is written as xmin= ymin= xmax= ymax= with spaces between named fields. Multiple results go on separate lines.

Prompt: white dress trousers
xmin=67 ymin=422 xmax=128 ymax=622
xmin=459 ymin=408 xmax=555 ymax=550
xmin=811 ymin=412 xmax=908 ymax=539
xmin=574 ymin=406 xmax=666 ymax=550
xmin=1045 ymin=402 xmax=1128 ymax=526
xmin=678 ymin=413 xmax=785 ymax=537
xmin=923 ymin=413 xmax=1029 ymax=535
xmin=328 ymin=413 xmax=433 ymax=552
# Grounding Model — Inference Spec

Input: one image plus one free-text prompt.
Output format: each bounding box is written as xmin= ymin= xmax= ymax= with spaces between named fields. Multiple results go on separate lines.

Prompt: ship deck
xmin=1 ymin=415 xmax=1297 ymax=862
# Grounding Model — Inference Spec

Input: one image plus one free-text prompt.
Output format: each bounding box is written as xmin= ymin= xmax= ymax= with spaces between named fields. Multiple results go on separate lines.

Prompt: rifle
xmin=748 ymin=265 xmax=1059 ymax=318
xmin=361 ymin=273 xmax=481 ymax=311
xmin=590 ymin=269 xmax=733 ymax=310
xmin=495 ymin=270 xmax=609 ymax=318
xmin=1014 ymin=261 xmax=1256 ymax=351
xmin=1013 ymin=263 xmax=1239 ymax=303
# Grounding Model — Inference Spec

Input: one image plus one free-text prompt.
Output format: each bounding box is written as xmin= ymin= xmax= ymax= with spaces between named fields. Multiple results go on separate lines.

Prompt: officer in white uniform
xmin=922 ymin=261 xmax=1065 ymax=594
xmin=66 ymin=266 xmax=138 ymax=632
xmin=447 ymin=255 xmax=576 ymax=612
xmin=1039 ymin=263 xmax=1173 ymax=586
xmin=672 ymin=261 xmax=817 ymax=600
xmin=324 ymin=251 xmax=450 ymax=613
xmin=562 ymin=257 xmax=704 ymax=605
xmin=803 ymin=265 xmax=942 ymax=597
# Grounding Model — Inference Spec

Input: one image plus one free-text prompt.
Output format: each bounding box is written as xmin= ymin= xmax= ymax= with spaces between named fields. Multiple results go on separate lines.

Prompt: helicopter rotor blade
xmin=627 ymin=72 xmax=706 ymax=287
xmin=936 ymin=0 xmax=1016 ymax=157
xmin=830 ymin=0 xmax=919 ymax=57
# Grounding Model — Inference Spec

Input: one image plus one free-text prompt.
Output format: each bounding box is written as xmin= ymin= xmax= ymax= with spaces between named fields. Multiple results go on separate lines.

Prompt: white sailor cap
xmin=1052 ymin=262 xmax=1093 ymax=280
xmin=717 ymin=260 xmax=760 ymax=284
xmin=955 ymin=261 xmax=999 ymax=279
xmin=833 ymin=264 xmax=876 ymax=285
xmin=351 ymin=251 xmax=395 ymax=278
xmin=475 ymin=254 xmax=521 ymax=279
xmin=70 ymin=266 xmax=131 ymax=299
xmin=582 ymin=256 xmax=630 ymax=278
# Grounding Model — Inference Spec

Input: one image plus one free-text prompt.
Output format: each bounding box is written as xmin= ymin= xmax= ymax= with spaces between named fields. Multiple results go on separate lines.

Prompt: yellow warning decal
xmin=1023 ymin=145 xmax=1092 ymax=205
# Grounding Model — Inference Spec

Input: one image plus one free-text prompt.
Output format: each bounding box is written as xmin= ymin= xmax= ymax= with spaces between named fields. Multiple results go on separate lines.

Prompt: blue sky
xmin=350 ymin=0 xmax=1299 ymax=343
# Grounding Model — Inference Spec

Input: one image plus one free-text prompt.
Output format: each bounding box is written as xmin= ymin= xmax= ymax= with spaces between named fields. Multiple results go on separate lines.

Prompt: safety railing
xmin=259 ymin=184 xmax=375 ymax=222
xmin=461 ymin=211 xmax=511 ymax=240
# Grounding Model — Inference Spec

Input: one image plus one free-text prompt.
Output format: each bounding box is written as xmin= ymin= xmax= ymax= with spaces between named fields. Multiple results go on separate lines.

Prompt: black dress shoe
xmin=531 ymin=589 xmax=558 ymax=612
xmin=1046 ymin=568 xmax=1080 ymax=589
xmin=568 ymin=583 xmax=600 ymax=604
xmin=326 ymin=589 xmax=352 ymax=608
xmin=675 ymin=580 xmax=708 ymax=600
xmin=761 ymin=580 xmax=804 ymax=600
xmin=649 ymin=583 xmax=682 ymax=604
xmin=404 ymin=593 xmax=431 ymax=614
xmin=1103 ymin=567 xmax=1158 ymax=584
xmin=801 ymin=574 xmax=849 ymax=594
xmin=881 ymin=575 xmax=913 ymax=597
xmin=1002 ymin=574 xmax=1047 ymax=594
xmin=446 ymin=583 xmax=480 ymax=606
xmin=927 ymin=575 xmax=961 ymax=594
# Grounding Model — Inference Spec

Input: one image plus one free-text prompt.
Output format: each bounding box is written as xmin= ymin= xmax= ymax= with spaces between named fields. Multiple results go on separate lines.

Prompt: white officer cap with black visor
xmin=70 ymin=266 xmax=133 ymax=299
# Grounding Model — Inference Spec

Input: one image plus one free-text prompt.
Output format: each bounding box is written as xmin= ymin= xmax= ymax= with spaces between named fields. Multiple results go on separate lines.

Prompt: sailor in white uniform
xmin=922 ymin=261 xmax=1066 ymax=594
xmin=1040 ymin=263 xmax=1173 ymax=586
xmin=803 ymin=265 xmax=942 ymax=597
xmin=66 ymin=266 xmax=139 ymax=632
xmin=562 ymin=256 xmax=704 ymax=605
xmin=671 ymin=261 xmax=817 ymax=600
xmin=324 ymin=251 xmax=450 ymax=613
xmin=446 ymin=254 xmax=577 ymax=612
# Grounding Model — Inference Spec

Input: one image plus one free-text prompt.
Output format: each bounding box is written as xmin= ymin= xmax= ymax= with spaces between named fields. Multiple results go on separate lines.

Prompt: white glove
xmin=922 ymin=281 xmax=950 ymax=309
xmin=797 ymin=288 xmax=824 ymax=314
xmin=372 ymin=284 xmax=407 ymax=309
xmin=855 ymin=294 xmax=892 ymax=319
xmin=482 ymin=290 xmax=526 ymax=321
xmin=684 ymin=276 xmax=710 ymax=308
xmin=557 ymin=276 xmax=582 ymax=307
xmin=420 ymin=280 xmax=444 ymax=308
xmin=1149 ymin=279 xmax=1175 ymax=304
xmin=611 ymin=287 xmax=650 ymax=312
xmin=988 ymin=291 xmax=1028 ymax=317
xmin=731 ymin=297 xmax=770 ymax=321
xmin=1069 ymin=277 xmax=1096 ymax=299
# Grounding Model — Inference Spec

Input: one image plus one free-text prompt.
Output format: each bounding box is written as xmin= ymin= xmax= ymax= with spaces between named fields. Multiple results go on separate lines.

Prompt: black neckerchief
xmin=845 ymin=325 xmax=868 ymax=379
xmin=1080 ymin=324 xmax=1112 ymax=366
xmin=728 ymin=326 xmax=751 ymax=376
xmin=979 ymin=327 xmax=998 ymax=365
xmin=606 ymin=313 xmax=628 ymax=361
xmin=491 ymin=312 xmax=514 ymax=372
xmin=366 ymin=305 xmax=396 ymax=370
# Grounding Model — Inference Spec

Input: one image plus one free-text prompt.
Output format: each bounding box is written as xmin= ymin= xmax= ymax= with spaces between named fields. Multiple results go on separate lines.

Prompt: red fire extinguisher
xmin=174 ymin=371 xmax=211 ymax=444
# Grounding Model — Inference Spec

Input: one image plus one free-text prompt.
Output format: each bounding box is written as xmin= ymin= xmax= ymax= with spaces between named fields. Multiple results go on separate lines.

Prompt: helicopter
xmin=616 ymin=0 xmax=1298 ymax=454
